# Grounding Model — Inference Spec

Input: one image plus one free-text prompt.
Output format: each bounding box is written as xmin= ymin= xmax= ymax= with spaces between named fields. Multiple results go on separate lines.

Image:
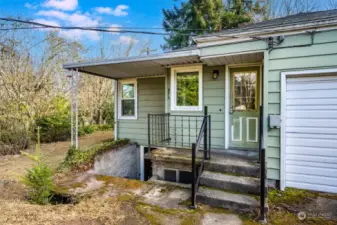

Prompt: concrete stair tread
xmin=205 ymin=153 xmax=260 ymax=177
xmin=200 ymin=170 xmax=260 ymax=194
xmin=197 ymin=187 xmax=259 ymax=211
xmin=208 ymin=157 xmax=259 ymax=168
xmin=201 ymin=170 xmax=259 ymax=186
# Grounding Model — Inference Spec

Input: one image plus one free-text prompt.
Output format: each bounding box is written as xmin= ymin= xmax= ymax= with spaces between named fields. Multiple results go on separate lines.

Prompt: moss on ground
xmin=268 ymin=187 xmax=317 ymax=205
xmin=95 ymin=175 xmax=144 ymax=190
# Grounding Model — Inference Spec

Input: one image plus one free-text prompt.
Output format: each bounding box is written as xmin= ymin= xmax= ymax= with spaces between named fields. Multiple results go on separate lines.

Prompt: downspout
xmin=114 ymin=79 xmax=118 ymax=140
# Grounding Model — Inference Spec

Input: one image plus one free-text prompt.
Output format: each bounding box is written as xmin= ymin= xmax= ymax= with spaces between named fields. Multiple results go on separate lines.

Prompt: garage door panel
xmin=286 ymin=159 xmax=337 ymax=169
xmin=286 ymin=110 xmax=337 ymax=119
xmin=286 ymin=165 xmax=337 ymax=177
xmin=287 ymin=76 xmax=337 ymax=83
xmin=286 ymin=127 xmax=337 ymax=135
xmin=286 ymin=173 xmax=337 ymax=187
xmin=287 ymin=82 xmax=337 ymax=91
xmin=287 ymin=98 xmax=337 ymax=106
xmin=286 ymin=132 xmax=337 ymax=140
xmin=286 ymin=118 xmax=337 ymax=128
xmin=286 ymin=137 xmax=337 ymax=148
xmin=287 ymin=89 xmax=337 ymax=99
xmin=286 ymin=181 xmax=337 ymax=193
xmin=287 ymin=105 xmax=337 ymax=110
xmin=286 ymin=147 xmax=337 ymax=159
xmin=285 ymin=74 xmax=337 ymax=193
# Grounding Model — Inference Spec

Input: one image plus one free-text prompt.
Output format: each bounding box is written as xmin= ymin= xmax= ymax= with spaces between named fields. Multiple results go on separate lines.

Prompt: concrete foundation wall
xmin=92 ymin=144 xmax=140 ymax=179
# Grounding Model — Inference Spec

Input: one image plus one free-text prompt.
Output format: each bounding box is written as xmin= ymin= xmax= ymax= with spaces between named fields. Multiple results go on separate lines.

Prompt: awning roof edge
xmin=63 ymin=48 xmax=200 ymax=70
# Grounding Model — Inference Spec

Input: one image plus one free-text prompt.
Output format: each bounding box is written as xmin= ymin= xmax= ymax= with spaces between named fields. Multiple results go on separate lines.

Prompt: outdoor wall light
xmin=212 ymin=70 xmax=219 ymax=80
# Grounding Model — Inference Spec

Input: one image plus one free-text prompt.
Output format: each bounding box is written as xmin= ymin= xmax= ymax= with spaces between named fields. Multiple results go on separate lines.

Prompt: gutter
xmin=63 ymin=49 xmax=200 ymax=70
xmin=194 ymin=19 xmax=337 ymax=45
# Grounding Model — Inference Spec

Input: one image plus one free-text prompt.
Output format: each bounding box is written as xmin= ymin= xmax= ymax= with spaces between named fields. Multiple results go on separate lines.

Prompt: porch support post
xmin=75 ymin=69 xmax=80 ymax=149
xmin=69 ymin=70 xmax=74 ymax=147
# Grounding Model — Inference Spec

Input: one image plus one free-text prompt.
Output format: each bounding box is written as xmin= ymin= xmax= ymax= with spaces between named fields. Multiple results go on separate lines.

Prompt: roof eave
xmin=193 ymin=20 xmax=337 ymax=44
xmin=63 ymin=49 xmax=200 ymax=70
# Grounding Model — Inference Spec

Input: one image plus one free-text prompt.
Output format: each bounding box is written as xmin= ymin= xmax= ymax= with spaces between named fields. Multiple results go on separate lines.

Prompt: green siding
xmin=117 ymin=29 xmax=337 ymax=182
xmin=265 ymin=29 xmax=337 ymax=180
xmin=118 ymin=77 xmax=165 ymax=145
xmin=167 ymin=65 xmax=226 ymax=149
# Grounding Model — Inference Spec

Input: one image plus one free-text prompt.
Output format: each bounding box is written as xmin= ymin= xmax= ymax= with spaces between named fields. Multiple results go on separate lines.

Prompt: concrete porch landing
xmin=145 ymin=147 xmax=204 ymax=164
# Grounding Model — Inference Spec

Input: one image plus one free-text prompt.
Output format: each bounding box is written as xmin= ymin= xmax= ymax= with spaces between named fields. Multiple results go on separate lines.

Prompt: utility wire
xmin=0 ymin=17 xmax=198 ymax=36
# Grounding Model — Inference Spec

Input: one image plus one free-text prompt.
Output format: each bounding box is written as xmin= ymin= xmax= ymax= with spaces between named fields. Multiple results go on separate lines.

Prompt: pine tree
xmin=162 ymin=0 xmax=266 ymax=50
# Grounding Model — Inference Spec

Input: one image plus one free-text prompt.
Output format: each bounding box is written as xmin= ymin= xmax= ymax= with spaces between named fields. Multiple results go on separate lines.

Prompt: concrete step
xmin=205 ymin=156 xmax=260 ymax=177
xmin=197 ymin=187 xmax=259 ymax=213
xmin=212 ymin=149 xmax=259 ymax=161
xmin=200 ymin=171 xmax=260 ymax=195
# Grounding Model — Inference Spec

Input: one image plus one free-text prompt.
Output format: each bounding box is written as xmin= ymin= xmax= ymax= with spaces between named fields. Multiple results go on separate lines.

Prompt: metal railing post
xmin=148 ymin=114 xmax=151 ymax=156
xmin=208 ymin=115 xmax=211 ymax=160
xmin=191 ymin=143 xmax=197 ymax=209
xmin=259 ymin=148 xmax=266 ymax=222
xmin=204 ymin=106 xmax=208 ymax=159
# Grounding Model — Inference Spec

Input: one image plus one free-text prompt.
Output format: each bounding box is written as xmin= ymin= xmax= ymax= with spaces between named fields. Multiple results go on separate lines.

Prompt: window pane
xmin=176 ymin=72 xmax=199 ymax=107
xmin=122 ymin=99 xmax=135 ymax=116
xmin=122 ymin=84 xmax=134 ymax=99
xmin=233 ymin=72 xmax=256 ymax=110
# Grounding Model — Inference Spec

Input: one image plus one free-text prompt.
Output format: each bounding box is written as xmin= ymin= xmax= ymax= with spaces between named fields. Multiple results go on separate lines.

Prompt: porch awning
xmin=63 ymin=48 xmax=201 ymax=79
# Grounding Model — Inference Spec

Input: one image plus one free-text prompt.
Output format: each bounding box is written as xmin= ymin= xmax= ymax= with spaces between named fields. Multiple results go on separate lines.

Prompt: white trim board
xmin=280 ymin=68 xmax=337 ymax=191
xmin=170 ymin=65 xmax=203 ymax=112
xmin=118 ymin=78 xmax=138 ymax=120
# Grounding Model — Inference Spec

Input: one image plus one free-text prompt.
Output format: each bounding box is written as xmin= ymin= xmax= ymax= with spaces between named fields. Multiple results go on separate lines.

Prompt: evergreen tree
xmin=162 ymin=0 xmax=266 ymax=50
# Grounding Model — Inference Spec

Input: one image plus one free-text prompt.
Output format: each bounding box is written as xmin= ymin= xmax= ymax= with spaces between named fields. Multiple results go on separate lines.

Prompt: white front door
xmin=283 ymin=74 xmax=337 ymax=193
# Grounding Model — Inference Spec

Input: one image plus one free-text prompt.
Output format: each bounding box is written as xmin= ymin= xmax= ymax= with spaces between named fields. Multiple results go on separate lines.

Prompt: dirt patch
xmin=0 ymin=131 xmax=113 ymax=181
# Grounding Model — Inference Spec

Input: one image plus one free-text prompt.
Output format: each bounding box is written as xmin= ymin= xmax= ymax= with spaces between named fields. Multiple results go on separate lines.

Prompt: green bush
xmin=58 ymin=138 xmax=129 ymax=171
xmin=21 ymin=128 xmax=54 ymax=205
xmin=36 ymin=96 xmax=71 ymax=143
xmin=0 ymin=119 xmax=30 ymax=155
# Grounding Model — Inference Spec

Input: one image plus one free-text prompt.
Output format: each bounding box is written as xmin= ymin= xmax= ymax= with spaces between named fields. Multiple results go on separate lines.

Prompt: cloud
xmin=108 ymin=24 xmax=121 ymax=34
xmin=59 ymin=29 xmax=100 ymax=41
xmin=33 ymin=19 xmax=60 ymax=31
xmin=42 ymin=0 xmax=78 ymax=11
xmin=119 ymin=35 xmax=139 ymax=44
xmin=35 ymin=10 xmax=99 ymax=27
xmin=33 ymin=18 xmax=60 ymax=27
xmin=25 ymin=3 xmax=38 ymax=9
xmin=36 ymin=10 xmax=68 ymax=20
xmin=35 ymin=10 xmax=101 ymax=40
xmin=95 ymin=5 xmax=129 ymax=16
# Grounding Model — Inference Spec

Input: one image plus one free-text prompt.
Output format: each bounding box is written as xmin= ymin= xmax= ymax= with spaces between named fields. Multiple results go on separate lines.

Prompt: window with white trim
xmin=118 ymin=79 xmax=137 ymax=119
xmin=170 ymin=65 xmax=203 ymax=111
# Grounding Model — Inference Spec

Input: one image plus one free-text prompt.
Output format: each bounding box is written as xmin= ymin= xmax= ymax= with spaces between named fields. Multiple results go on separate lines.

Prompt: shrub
xmin=0 ymin=120 xmax=30 ymax=155
xmin=21 ymin=128 xmax=54 ymax=205
xmin=36 ymin=96 xmax=71 ymax=143
xmin=58 ymin=138 xmax=129 ymax=171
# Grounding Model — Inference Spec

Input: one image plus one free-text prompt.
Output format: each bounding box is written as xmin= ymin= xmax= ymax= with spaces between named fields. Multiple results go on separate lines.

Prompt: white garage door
xmin=285 ymin=74 xmax=337 ymax=193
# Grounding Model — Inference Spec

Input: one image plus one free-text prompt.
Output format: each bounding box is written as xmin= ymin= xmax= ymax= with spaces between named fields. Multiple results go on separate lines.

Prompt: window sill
xmin=170 ymin=106 xmax=203 ymax=112
xmin=118 ymin=116 xmax=138 ymax=120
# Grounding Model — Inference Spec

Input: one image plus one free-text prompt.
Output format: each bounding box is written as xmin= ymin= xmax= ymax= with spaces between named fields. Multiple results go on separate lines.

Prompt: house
xmin=64 ymin=9 xmax=337 ymax=213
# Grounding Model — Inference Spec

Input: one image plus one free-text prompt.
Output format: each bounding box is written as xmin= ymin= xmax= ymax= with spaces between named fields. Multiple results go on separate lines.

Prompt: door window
xmin=233 ymin=71 xmax=257 ymax=111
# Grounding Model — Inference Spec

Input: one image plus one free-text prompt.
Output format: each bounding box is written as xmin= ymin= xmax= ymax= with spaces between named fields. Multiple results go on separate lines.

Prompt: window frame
xmin=118 ymin=79 xmax=138 ymax=120
xmin=170 ymin=65 xmax=203 ymax=111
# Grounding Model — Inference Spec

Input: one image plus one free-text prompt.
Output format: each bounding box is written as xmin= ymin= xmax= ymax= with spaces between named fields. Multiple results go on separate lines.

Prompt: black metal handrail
xmin=191 ymin=106 xmax=211 ymax=209
xmin=258 ymin=105 xmax=267 ymax=222
xmin=148 ymin=113 xmax=206 ymax=150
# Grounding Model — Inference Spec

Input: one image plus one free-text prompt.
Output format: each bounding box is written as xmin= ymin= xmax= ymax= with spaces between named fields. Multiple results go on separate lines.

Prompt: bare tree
xmin=326 ymin=0 xmax=337 ymax=9
xmin=266 ymin=0 xmax=320 ymax=18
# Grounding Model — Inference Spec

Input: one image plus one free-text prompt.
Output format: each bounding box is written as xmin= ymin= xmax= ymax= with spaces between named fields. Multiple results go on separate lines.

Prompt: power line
xmin=0 ymin=17 xmax=198 ymax=36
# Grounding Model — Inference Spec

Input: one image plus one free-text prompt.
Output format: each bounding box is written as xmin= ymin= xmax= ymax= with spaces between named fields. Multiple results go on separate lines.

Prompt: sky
xmin=0 ymin=0 xmax=335 ymax=58
xmin=0 ymin=0 xmax=184 ymax=57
